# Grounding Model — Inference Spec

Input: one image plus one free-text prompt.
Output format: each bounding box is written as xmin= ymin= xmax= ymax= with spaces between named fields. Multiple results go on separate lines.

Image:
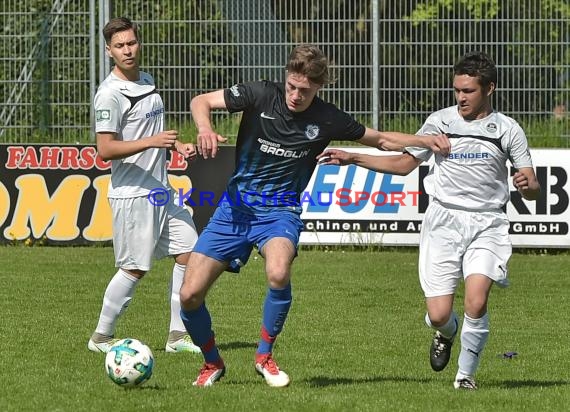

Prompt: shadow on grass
xmin=218 ymin=341 xmax=258 ymax=351
xmin=119 ymin=383 xmax=161 ymax=391
xmin=307 ymin=375 xmax=431 ymax=387
xmin=153 ymin=340 xmax=256 ymax=353
xmin=308 ymin=376 xmax=570 ymax=389
xmin=495 ymin=380 xmax=570 ymax=389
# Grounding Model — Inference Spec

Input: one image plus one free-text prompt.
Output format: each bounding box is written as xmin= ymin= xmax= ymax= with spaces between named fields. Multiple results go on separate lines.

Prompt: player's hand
xmin=176 ymin=142 xmax=197 ymax=161
xmin=513 ymin=171 xmax=530 ymax=190
xmin=152 ymin=130 xmax=178 ymax=149
xmin=316 ymin=149 xmax=355 ymax=166
xmin=423 ymin=134 xmax=451 ymax=156
xmin=196 ymin=129 xmax=227 ymax=159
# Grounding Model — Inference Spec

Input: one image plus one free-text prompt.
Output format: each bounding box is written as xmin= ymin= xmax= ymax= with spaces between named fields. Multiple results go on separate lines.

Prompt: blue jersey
xmin=223 ymin=80 xmax=365 ymax=215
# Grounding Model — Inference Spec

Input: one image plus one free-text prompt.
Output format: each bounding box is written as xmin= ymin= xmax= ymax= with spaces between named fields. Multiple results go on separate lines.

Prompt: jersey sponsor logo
xmin=257 ymin=137 xmax=311 ymax=159
xmin=486 ymin=122 xmax=497 ymax=132
xmin=260 ymin=112 xmax=276 ymax=120
xmin=448 ymin=152 xmax=491 ymax=160
xmin=257 ymin=137 xmax=310 ymax=158
xmin=95 ymin=109 xmax=111 ymax=122
xmin=260 ymin=144 xmax=310 ymax=158
xmin=257 ymin=137 xmax=278 ymax=147
xmin=305 ymin=124 xmax=319 ymax=140
xmin=230 ymin=84 xmax=240 ymax=97
xmin=145 ymin=107 xmax=164 ymax=118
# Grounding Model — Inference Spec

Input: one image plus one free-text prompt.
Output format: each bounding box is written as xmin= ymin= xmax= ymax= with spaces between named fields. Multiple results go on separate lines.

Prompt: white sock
xmin=425 ymin=311 xmax=458 ymax=339
xmin=94 ymin=269 xmax=139 ymax=336
xmin=456 ymin=313 xmax=489 ymax=379
xmin=168 ymin=263 xmax=186 ymax=334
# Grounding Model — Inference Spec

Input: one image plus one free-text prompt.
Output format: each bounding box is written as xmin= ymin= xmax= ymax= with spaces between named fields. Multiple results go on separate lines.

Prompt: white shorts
xmin=419 ymin=200 xmax=512 ymax=298
xmin=109 ymin=190 xmax=198 ymax=271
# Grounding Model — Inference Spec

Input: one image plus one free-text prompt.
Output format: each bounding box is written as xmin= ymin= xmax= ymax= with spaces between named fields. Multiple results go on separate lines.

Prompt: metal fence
xmin=1 ymin=0 xmax=569 ymax=145
xmin=0 ymin=0 xmax=96 ymax=142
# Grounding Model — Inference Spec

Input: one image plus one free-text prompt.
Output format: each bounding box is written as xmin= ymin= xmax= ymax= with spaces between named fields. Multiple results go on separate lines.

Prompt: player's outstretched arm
xmin=357 ymin=128 xmax=450 ymax=156
xmin=513 ymin=168 xmax=541 ymax=200
xmin=96 ymin=130 xmax=179 ymax=161
xmin=190 ymin=90 xmax=228 ymax=159
xmin=317 ymin=149 xmax=421 ymax=176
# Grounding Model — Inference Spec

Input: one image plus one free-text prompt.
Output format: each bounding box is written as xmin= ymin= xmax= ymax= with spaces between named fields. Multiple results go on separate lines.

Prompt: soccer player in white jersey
xmin=318 ymin=51 xmax=540 ymax=390
xmin=88 ymin=17 xmax=201 ymax=354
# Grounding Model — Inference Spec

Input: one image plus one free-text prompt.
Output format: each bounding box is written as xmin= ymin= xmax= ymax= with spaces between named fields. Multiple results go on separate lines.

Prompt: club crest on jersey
xmin=96 ymin=109 xmax=111 ymax=122
xmin=486 ymin=122 xmax=497 ymax=133
xmin=305 ymin=124 xmax=319 ymax=140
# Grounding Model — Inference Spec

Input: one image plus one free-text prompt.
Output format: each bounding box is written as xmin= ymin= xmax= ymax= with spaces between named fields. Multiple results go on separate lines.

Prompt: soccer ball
xmin=105 ymin=338 xmax=154 ymax=387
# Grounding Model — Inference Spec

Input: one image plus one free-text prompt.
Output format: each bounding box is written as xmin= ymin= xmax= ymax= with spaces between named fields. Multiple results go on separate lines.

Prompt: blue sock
xmin=180 ymin=303 xmax=221 ymax=363
xmin=257 ymin=283 xmax=292 ymax=354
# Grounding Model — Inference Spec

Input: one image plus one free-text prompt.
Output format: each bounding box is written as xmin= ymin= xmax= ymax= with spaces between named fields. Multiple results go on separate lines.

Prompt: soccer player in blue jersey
xmin=179 ymin=44 xmax=451 ymax=387
xmin=319 ymin=51 xmax=540 ymax=390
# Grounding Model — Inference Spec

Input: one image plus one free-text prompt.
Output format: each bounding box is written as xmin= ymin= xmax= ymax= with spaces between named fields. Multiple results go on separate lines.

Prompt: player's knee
xmin=174 ymin=252 xmax=191 ymax=266
xmin=123 ymin=268 xmax=146 ymax=279
xmin=266 ymin=270 xmax=290 ymax=288
xmin=427 ymin=311 xmax=452 ymax=327
xmin=179 ymin=286 xmax=204 ymax=311
xmin=464 ymin=296 xmax=488 ymax=318
xmin=265 ymin=260 xmax=292 ymax=286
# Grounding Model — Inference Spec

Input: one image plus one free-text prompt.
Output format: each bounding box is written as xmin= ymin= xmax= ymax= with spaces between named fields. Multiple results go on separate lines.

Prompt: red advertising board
xmin=0 ymin=144 xmax=234 ymax=244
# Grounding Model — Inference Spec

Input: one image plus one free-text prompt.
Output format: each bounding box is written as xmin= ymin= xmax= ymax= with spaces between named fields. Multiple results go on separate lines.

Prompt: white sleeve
xmin=404 ymin=114 xmax=440 ymax=162
xmin=504 ymin=123 xmax=533 ymax=168
xmin=94 ymin=89 xmax=124 ymax=133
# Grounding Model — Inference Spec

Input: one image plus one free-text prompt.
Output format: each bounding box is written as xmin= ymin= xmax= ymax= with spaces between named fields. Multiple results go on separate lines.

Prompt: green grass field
xmin=1 ymin=246 xmax=569 ymax=411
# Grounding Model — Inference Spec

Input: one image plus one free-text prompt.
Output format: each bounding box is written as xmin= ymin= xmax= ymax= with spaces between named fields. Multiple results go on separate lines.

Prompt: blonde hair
xmin=286 ymin=44 xmax=335 ymax=85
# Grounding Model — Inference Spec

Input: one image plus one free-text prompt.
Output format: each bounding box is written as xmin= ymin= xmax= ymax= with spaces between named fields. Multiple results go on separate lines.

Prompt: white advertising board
xmin=300 ymin=149 xmax=570 ymax=248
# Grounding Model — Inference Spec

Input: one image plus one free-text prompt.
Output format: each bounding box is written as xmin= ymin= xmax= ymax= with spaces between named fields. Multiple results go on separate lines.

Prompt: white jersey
xmin=406 ymin=106 xmax=533 ymax=210
xmin=94 ymin=71 xmax=168 ymax=198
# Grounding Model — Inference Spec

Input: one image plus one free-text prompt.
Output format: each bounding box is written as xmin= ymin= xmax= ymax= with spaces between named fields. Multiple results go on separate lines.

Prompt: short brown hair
xmin=453 ymin=51 xmax=497 ymax=87
xmin=286 ymin=44 xmax=334 ymax=86
xmin=102 ymin=17 xmax=140 ymax=45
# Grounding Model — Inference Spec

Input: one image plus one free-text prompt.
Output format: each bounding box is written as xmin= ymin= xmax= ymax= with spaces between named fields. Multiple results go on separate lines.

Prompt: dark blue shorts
xmin=193 ymin=204 xmax=305 ymax=273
